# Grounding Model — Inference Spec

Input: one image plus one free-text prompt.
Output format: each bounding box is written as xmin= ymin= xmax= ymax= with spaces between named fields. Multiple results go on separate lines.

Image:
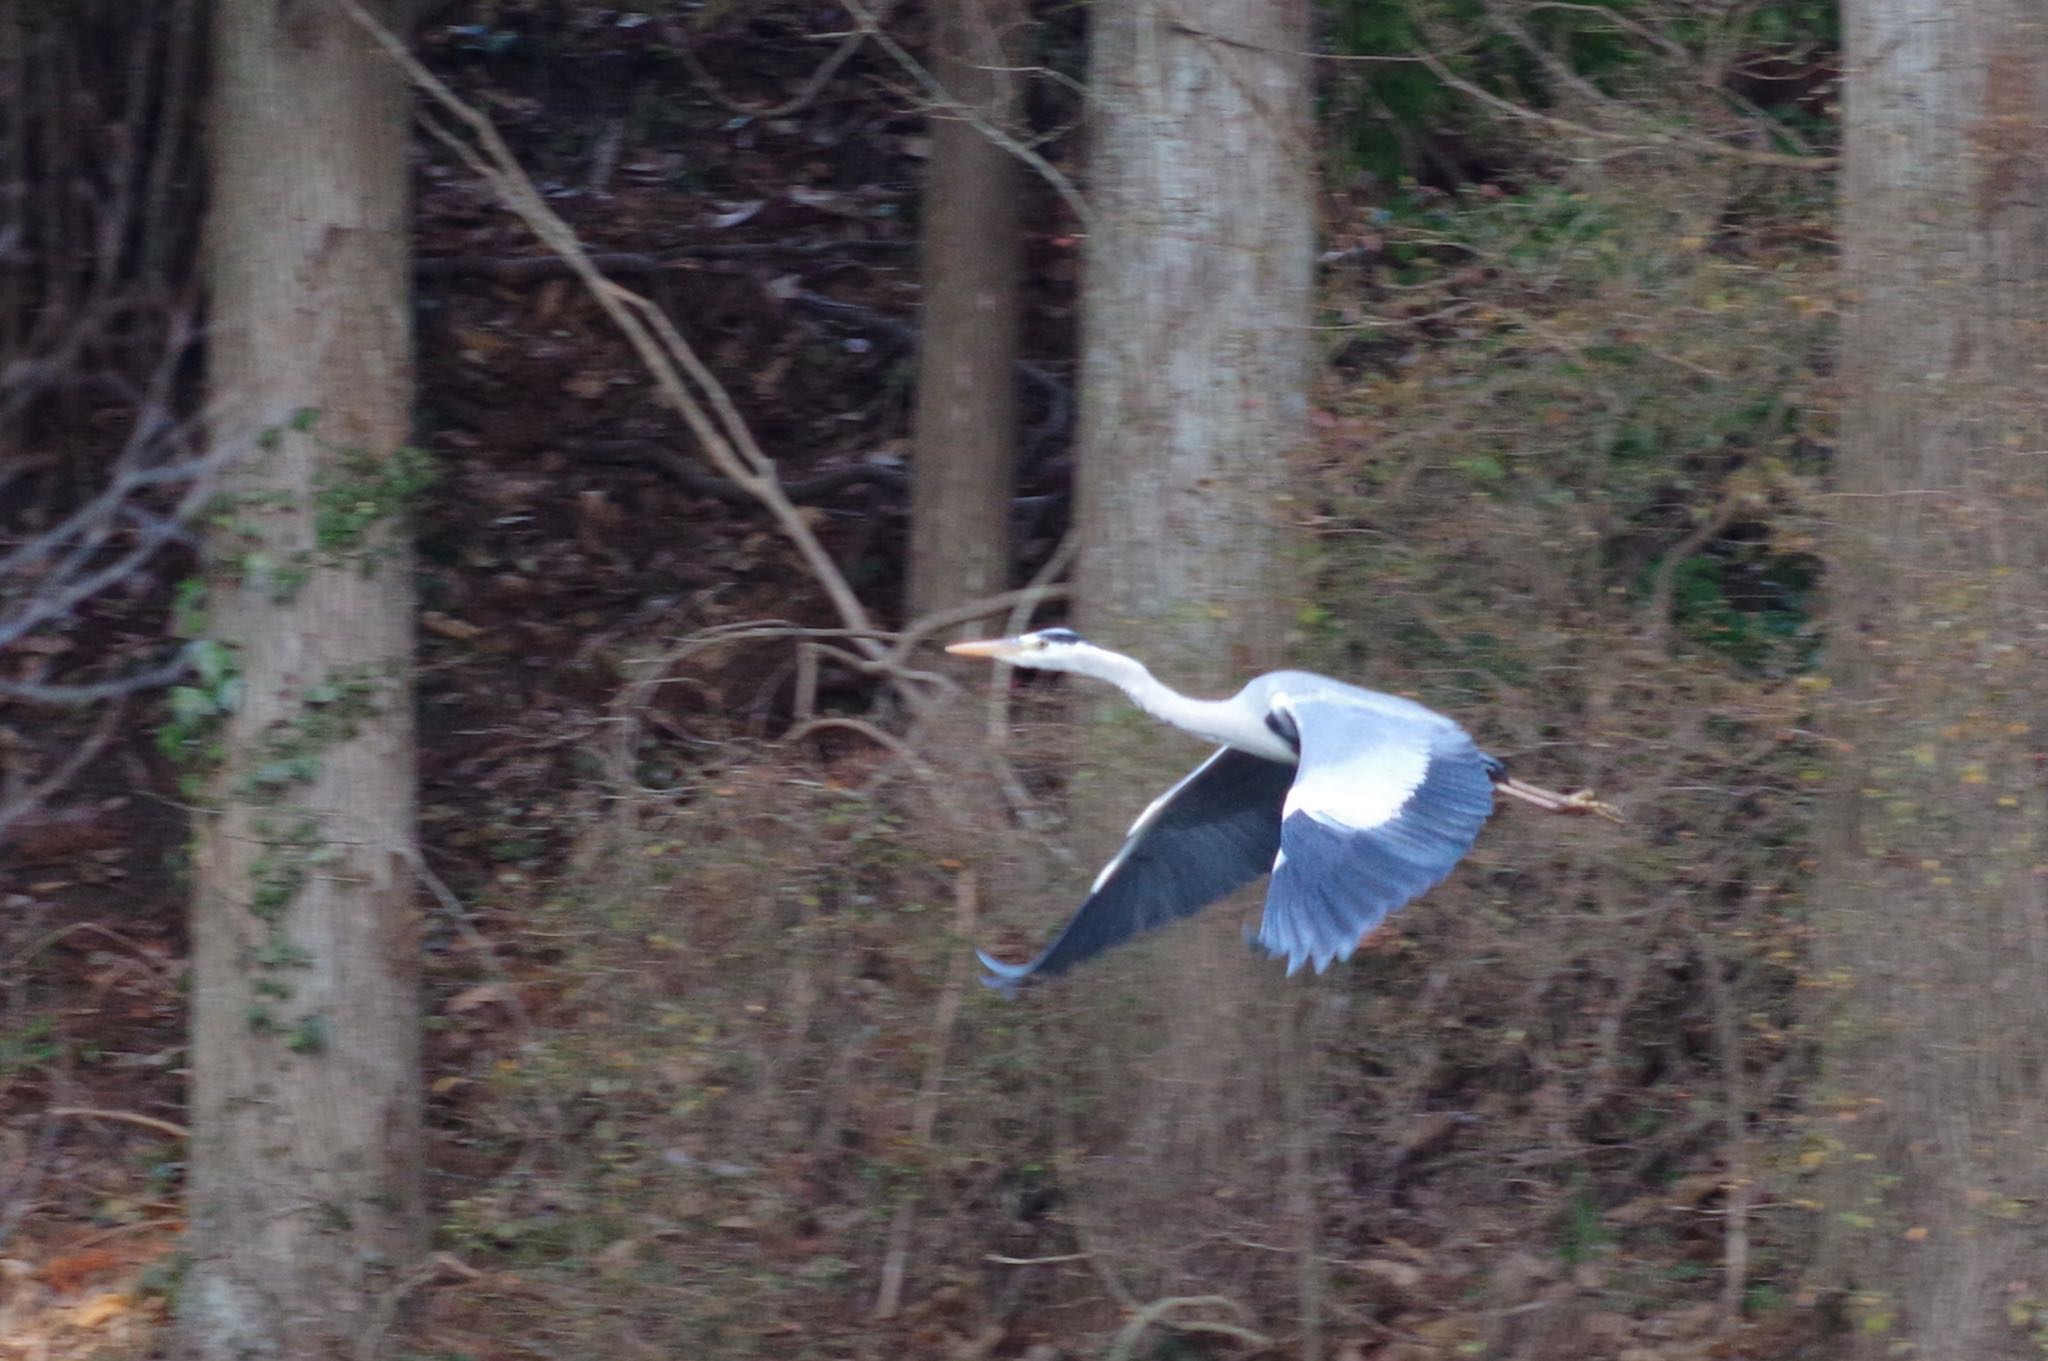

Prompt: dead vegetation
xmin=0 ymin=1 xmax=1845 ymax=1357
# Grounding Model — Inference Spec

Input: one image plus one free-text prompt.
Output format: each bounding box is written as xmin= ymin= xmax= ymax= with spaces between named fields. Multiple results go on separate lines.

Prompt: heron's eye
xmin=1022 ymin=635 xmax=1048 ymax=651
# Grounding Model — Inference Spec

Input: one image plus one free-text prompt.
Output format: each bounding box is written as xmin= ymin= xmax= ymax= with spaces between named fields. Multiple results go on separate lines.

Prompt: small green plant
xmin=285 ymin=1013 xmax=328 ymax=1055
xmin=158 ymin=639 xmax=242 ymax=791
xmin=232 ymin=665 xmax=390 ymax=798
xmin=1555 ymin=1187 xmax=1616 ymax=1264
xmin=1666 ymin=546 xmax=1821 ymax=674
xmin=0 ymin=1016 xmax=61 ymax=1076
xmin=313 ymin=442 xmax=435 ymax=559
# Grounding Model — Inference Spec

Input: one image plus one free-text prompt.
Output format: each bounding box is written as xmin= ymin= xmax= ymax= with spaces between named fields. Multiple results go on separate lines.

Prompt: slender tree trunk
xmin=907 ymin=0 xmax=1027 ymax=833
xmin=179 ymin=3 xmax=422 ymax=1356
xmin=1819 ymin=5 xmax=2048 ymax=1354
xmin=1066 ymin=0 xmax=1315 ymax=1298
xmin=908 ymin=0 xmax=1024 ymax=625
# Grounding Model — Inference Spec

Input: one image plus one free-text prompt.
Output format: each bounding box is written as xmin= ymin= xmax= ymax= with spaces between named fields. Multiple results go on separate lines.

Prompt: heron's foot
xmin=1560 ymin=788 xmax=1625 ymax=823
xmin=1496 ymin=775 xmax=1622 ymax=822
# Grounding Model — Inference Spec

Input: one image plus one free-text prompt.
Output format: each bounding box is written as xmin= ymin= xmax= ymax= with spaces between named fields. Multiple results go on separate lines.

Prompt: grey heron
xmin=947 ymin=628 xmax=1617 ymax=989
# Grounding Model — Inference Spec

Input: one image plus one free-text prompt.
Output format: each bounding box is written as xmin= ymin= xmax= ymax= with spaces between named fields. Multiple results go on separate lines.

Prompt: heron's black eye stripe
xmin=1035 ymin=628 xmax=1083 ymax=645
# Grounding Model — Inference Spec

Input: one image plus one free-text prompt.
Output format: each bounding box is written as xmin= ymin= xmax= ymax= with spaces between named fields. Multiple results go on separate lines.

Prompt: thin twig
xmin=0 ymin=1104 xmax=64 ymax=1251
xmin=975 ymin=534 xmax=1079 ymax=848
xmin=0 ymin=648 xmax=193 ymax=704
xmin=983 ymin=532 xmax=1077 ymax=749
xmin=874 ymin=868 xmax=980 ymax=1318
xmin=678 ymin=1 xmax=900 ymax=119
xmin=48 ymin=1107 xmax=189 ymax=1140
xmin=839 ymin=0 xmax=1094 ymax=231
xmin=337 ymin=0 xmax=910 ymax=699
xmin=784 ymin=715 xmax=947 ymax=797
xmin=403 ymin=847 xmax=564 ymax=1141
xmin=1105 ymin=1295 xmax=1272 ymax=1361
xmin=1412 ymin=46 xmax=1832 ymax=170
xmin=5 ymin=920 xmax=176 ymax=982
xmin=0 ymin=701 xmax=126 ymax=845
xmin=1645 ymin=488 xmax=1746 ymax=651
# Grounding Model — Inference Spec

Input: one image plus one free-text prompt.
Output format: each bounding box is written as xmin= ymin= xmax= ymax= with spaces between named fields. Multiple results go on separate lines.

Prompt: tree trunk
xmin=1819 ymin=5 xmax=2048 ymax=1354
xmin=179 ymin=2 xmax=422 ymax=1356
xmin=908 ymin=0 xmax=1024 ymax=625
xmin=1065 ymin=0 xmax=1315 ymax=1299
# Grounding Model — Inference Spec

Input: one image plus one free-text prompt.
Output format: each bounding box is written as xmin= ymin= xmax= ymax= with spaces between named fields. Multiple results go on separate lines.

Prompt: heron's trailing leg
xmin=1495 ymin=775 xmax=1623 ymax=823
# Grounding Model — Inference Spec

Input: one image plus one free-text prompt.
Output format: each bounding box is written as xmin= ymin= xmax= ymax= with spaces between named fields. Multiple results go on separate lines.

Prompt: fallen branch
xmin=1105 ymin=1294 xmax=1272 ymax=1361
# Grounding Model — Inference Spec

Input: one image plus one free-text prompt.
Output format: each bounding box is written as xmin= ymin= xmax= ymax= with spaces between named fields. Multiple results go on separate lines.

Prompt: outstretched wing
xmin=978 ymin=746 xmax=1297 ymax=990
xmin=1251 ymin=692 xmax=1495 ymax=975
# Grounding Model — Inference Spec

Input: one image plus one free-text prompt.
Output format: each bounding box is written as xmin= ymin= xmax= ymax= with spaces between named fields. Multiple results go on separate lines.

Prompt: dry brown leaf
xmin=39 ymin=1249 xmax=125 ymax=1294
xmin=69 ymin=1290 xmax=129 ymax=1329
xmin=423 ymin=612 xmax=487 ymax=642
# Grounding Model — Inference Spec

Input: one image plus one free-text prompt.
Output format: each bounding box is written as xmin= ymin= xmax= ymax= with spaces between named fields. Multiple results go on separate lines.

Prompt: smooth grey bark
xmin=1064 ymin=0 xmax=1317 ymax=1310
xmin=179 ymin=2 xmax=423 ymax=1356
xmin=1076 ymin=2 xmax=1313 ymax=657
xmin=1819 ymin=4 xmax=2048 ymax=1354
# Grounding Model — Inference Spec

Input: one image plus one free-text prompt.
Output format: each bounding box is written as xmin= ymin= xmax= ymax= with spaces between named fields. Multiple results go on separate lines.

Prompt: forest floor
xmin=2 ymin=6 xmax=1844 ymax=1360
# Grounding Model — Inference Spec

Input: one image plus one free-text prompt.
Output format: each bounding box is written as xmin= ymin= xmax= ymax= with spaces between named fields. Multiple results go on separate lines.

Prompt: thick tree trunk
xmin=1065 ymin=0 xmax=1315 ymax=1299
xmin=1076 ymin=4 xmax=1311 ymax=653
xmin=1819 ymin=5 xmax=2048 ymax=1354
xmin=908 ymin=0 xmax=1024 ymax=624
xmin=179 ymin=3 xmax=423 ymax=1357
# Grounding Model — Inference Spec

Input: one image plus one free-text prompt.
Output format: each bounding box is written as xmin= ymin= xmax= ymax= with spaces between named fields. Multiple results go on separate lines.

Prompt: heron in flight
xmin=947 ymin=628 xmax=1617 ymax=989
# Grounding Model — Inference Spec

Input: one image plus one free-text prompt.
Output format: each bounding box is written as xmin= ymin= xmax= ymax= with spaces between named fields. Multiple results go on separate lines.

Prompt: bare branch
xmin=0 ymin=306 xmax=219 ymax=658
xmin=0 ymin=648 xmax=194 ymax=704
xmin=46 ymin=1107 xmax=191 ymax=1140
xmin=338 ymin=0 xmax=912 ymax=695
xmin=1412 ymin=45 xmax=1833 ymax=170
xmin=839 ymin=0 xmax=1095 ymax=231
xmin=0 ymin=698 xmax=126 ymax=846
xmin=678 ymin=0 xmax=903 ymax=120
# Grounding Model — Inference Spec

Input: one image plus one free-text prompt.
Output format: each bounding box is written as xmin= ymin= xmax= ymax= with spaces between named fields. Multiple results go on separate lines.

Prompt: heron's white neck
xmin=1071 ymin=648 xmax=1293 ymax=761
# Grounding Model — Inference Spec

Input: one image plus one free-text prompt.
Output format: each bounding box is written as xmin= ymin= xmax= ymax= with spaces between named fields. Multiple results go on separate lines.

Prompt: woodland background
xmin=3 ymin=0 xmax=2045 ymax=1359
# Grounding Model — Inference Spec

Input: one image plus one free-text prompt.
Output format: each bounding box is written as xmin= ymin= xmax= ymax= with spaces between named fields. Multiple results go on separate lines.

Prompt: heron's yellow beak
xmin=945 ymin=638 xmax=1020 ymax=660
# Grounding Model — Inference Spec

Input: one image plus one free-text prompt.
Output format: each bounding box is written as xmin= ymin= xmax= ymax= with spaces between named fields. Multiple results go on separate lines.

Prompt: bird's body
xmin=947 ymin=629 xmax=1615 ymax=989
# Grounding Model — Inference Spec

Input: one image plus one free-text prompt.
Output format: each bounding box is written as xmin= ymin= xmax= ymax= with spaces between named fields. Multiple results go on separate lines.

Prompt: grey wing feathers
xmin=1252 ymin=694 xmax=1495 ymax=975
xmin=978 ymin=746 xmax=1296 ymax=991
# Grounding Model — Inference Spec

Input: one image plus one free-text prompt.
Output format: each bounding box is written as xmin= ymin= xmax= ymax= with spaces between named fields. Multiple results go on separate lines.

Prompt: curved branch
xmin=340 ymin=0 xmax=891 ymax=667
xmin=677 ymin=1 xmax=901 ymax=120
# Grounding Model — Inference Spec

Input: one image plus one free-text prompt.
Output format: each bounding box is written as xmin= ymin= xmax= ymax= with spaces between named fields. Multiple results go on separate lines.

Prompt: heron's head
xmin=945 ymin=627 xmax=1098 ymax=672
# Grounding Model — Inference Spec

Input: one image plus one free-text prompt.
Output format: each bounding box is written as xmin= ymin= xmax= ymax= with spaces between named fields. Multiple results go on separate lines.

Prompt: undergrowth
xmin=410 ymin=153 xmax=1840 ymax=1361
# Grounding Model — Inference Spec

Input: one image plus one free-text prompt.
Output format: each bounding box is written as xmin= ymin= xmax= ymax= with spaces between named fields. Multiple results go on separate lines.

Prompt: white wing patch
xmin=1254 ymin=691 xmax=1496 ymax=975
xmin=1275 ymin=693 xmax=1434 ymax=831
